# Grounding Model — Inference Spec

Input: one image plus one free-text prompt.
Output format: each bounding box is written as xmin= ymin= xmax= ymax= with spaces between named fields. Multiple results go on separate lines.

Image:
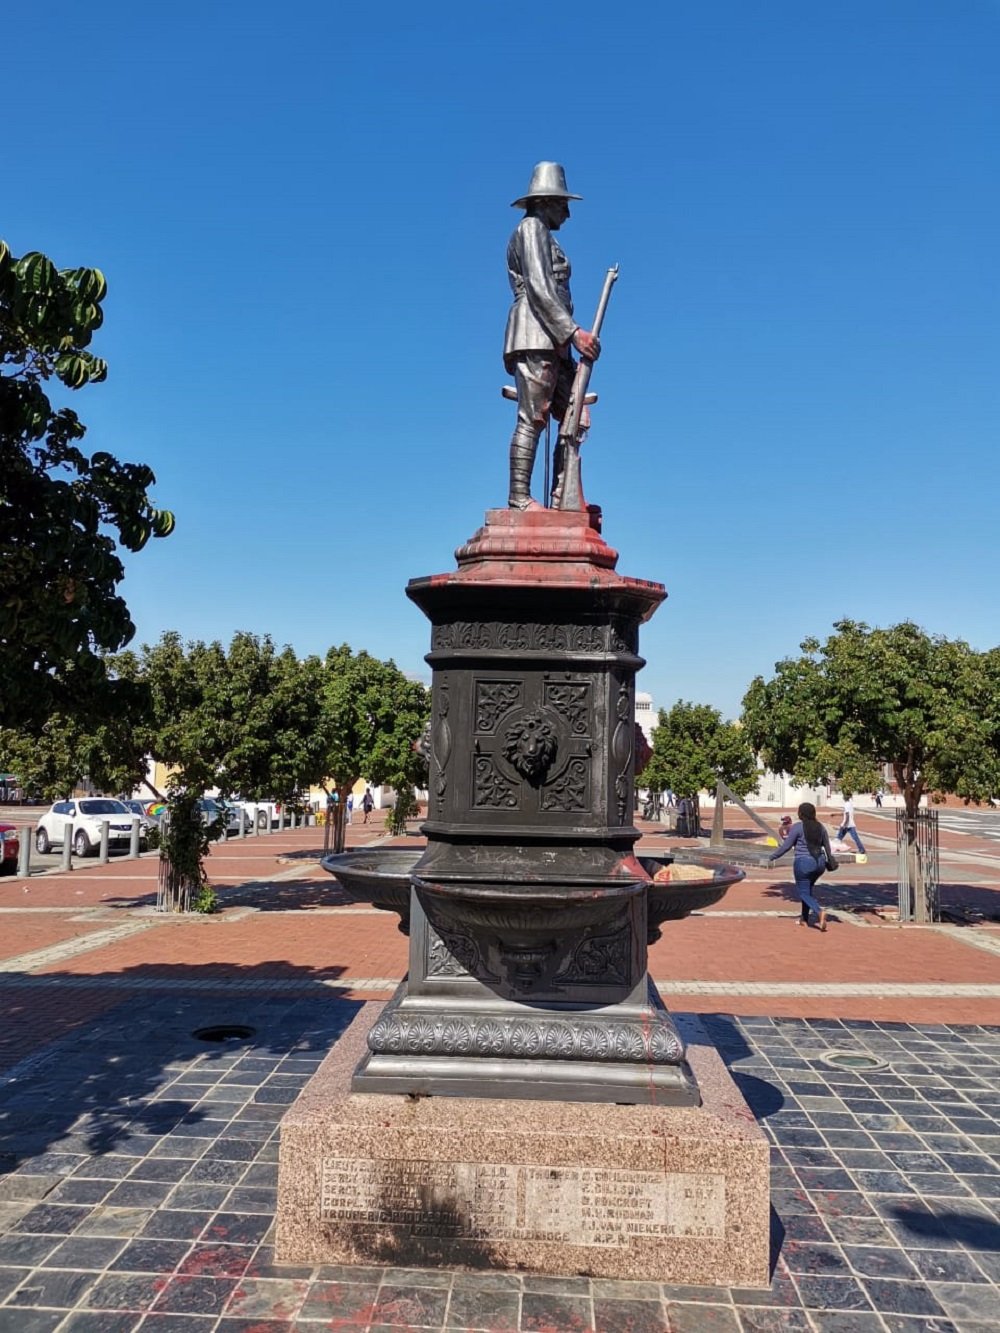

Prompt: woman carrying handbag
xmin=768 ymin=801 xmax=838 ymax=932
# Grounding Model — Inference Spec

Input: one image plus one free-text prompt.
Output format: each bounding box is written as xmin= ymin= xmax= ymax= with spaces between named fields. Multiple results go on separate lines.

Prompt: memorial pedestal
xmin=276 ymin=1005 xmax=770 ymax=1286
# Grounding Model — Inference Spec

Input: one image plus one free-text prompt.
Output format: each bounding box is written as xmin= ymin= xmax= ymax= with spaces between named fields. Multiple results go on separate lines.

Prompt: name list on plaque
xmin=321 ymin=1158 xmax=725 ymax=1245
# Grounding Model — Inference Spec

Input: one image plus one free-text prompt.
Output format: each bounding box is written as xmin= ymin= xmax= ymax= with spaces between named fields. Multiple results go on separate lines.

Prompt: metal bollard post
xmin=279 ymin=806 xmax=286 ymax=832
xmin=61 ymin=821 xmax=73 ymax=872
xmin=238 ymin=810 xmax=246 ymax=839
xmin=17 ymin=827 xmax=30 ymax=878
xmin=99 ymin=820 xmax=110 ymax=864
xmin=129 ymin=817 xmax=140 ymax=858
xmin=291 ymin=811 xmax=298 ymax=830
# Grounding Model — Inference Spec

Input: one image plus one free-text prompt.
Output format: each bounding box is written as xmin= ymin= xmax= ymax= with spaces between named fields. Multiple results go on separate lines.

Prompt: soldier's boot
xmin=549 ymin=439 xmax=565 ymax=508
xmin=508 ymin=437 xmax=541 ymax=510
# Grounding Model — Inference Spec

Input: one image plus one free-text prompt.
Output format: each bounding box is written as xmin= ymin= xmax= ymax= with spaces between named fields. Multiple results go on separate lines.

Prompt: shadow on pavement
xmin=0 ymin=961 xmax=362 ymax=1171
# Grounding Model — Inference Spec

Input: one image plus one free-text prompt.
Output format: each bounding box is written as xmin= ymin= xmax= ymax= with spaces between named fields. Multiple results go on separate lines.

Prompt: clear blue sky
xmin=7 ymin=1 xmax=999 ymax=717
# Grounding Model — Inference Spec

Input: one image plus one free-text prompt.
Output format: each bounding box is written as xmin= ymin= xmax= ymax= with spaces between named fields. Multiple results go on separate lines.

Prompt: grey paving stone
xmin=588 ymin=1297 xmax=669 ymax=1333
xmin=664 ymin=1304 xmax=740 ymax=1333
xmin=40 ymin=1234 xmax=128 ymax=1268
xmin=861 ymin=1277 xmax=946 ymax=1315
xmin=0 ymin=1310 xmax=65 ymax=1331
xmin=929 ymin=1282 xmax=1000 ymax=1321
xmin=373 ymin=1281 xmax=451 ymax=1328
xmin=735 ymin=1310 xmax=811 ymax=1331
xmin=7 ymin=1265 xmax=97 ymax=1307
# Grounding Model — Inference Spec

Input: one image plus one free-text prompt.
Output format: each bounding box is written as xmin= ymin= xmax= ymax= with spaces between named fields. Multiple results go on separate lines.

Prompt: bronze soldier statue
xmin=504 ymin=162 xmax=601 ymax=510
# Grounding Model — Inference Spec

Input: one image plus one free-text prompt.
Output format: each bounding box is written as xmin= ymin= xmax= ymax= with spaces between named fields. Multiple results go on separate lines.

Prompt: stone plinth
xmin=276 ymin=1005 xmax=770 ymax=1286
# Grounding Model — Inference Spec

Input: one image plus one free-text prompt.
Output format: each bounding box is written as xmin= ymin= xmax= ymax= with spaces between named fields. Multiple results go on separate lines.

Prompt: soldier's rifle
xmin=555 ymin=263 xmax=619 ymax=511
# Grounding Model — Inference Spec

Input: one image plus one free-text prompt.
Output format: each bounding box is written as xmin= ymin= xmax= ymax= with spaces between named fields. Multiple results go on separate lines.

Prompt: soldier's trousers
xmin=508 ymin=353 xmax=575 ymax=505
xmin=510 ymin=353 xmax=574 ymax=452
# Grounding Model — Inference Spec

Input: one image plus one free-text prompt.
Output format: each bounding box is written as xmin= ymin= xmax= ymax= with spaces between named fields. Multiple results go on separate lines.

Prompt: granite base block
xmin=276 ymin=1004 xmax=770 ymax=1286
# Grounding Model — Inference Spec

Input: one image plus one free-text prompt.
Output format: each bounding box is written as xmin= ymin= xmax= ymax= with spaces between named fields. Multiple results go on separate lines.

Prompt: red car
xmin=0 ymin=823 xmax=20 ymax=875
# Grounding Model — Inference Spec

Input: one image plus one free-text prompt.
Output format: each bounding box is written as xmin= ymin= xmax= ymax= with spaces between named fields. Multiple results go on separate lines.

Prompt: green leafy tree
xmin=124 ymin=631 xmax=328 ymax=802
xmin=1 ymin=240 xmax=174 ymax=732
xmin=638 ymin=701 xmax=757 ymax=811
xmin=318 ymin=646 xmax=430 ymax=843
xmin=741 ymin=619 xmax=1000 ymax=919
xmin=0 ymin=704 xmax=148 ymax=803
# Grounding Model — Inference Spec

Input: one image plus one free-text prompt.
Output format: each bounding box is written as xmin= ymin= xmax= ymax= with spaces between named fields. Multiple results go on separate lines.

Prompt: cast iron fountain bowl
xmin=321 ymin=848 xmax=421 ymax=934
xmin=322 ymin=848 xmax=743 ymax=944
xmin=412 ymin=873 xmax=646 ymax=937
xmin=639 ymin=854 xmax=744 ymax=943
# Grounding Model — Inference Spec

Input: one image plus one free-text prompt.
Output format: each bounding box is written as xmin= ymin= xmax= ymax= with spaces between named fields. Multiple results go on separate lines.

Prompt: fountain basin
xmin=323 ymin=848 xmax=743 ymax=945
xmin=639 ymin=855 xmax=745 ymax=943
xmin=321 ymin=849 xmax=421 ymax=934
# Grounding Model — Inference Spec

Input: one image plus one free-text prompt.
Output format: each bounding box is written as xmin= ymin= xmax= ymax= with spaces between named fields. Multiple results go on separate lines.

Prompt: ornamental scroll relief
xmin=544 ymin=681 xmax=590 ymax=735
xmin=473 ymin=756 xmax=518 ymax=808
xmin=433 ymin=622 xmax=610 ymax=654
xmin=612 ymin=682 xmax=634 ymax=824
xmin=426 ymin=925 xmax=494 ymax=980
xmin=475 ymin=681 xmax=521 ymax=734
xmin=367 ymin=1009 xmax=685 ymax=1065
xmin=555 ymin=922 xmax=631 ymax=988
xmin=431 ymin=682 xmax=452 ymax=813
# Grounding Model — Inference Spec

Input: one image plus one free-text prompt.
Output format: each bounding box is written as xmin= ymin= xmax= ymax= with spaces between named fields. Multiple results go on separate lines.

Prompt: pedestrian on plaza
xmin=874 ymin=789 xmax=883 ymax=808
xmin=665 ymin=789 xmax=676 ymax=809
xmin=362 ymin=788 xmax=374 ymax=823
xmin=768 ymin=801 xmax=835 ymax=932
xmin=837 ymin=792 xmax=867 ymax=853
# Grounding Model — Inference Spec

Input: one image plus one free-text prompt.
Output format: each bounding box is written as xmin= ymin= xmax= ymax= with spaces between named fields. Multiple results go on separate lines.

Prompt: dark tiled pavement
xmin=0 ymin=997 xmax=998 ymax=1331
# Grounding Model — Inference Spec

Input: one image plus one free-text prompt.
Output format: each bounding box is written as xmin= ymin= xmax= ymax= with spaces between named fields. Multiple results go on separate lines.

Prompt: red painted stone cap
xmin=407 ymin=507 xmax=666 ymax=620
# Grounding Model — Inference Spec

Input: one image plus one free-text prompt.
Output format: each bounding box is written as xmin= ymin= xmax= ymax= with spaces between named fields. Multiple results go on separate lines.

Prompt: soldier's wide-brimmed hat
xmin=511 ymin=161 xmax=582 ymax=208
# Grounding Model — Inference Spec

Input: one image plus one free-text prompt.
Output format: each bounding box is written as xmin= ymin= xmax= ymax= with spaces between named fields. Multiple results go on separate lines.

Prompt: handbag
xmin=824 ymin=848 xmax=839 ymax=872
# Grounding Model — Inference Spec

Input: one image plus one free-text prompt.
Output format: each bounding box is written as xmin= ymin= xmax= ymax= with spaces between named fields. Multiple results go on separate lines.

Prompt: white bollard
xmin=99 ymin=820 xmax=110 ymax=864
xmin=129 ymin=817 xmax=140 ymax=858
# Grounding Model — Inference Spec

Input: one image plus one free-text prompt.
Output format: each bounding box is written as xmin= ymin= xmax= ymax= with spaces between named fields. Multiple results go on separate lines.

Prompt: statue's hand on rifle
xmin=572 ymin=328 xmax=601 ymax=361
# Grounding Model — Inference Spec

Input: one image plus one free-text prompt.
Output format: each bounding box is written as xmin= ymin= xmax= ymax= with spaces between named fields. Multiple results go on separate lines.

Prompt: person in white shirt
xmin=837 ymin=793 xmax=866 ymax=854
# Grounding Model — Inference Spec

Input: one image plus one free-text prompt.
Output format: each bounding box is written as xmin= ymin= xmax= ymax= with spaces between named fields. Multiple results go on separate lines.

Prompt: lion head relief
xmin=501 ymin=710 xmax=558 ymax=783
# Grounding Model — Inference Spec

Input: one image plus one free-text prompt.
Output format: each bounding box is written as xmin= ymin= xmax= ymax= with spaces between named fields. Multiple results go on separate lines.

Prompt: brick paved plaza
xmin=0 ymin=806 xmax=998 ymax=1330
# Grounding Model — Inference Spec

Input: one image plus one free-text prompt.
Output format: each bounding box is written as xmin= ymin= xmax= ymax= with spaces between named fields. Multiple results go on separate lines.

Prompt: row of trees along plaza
xmin=641 ymin=624 xmax=1000 ymax=920
xmin=4 ymin=239 xmax=1000 ymax=914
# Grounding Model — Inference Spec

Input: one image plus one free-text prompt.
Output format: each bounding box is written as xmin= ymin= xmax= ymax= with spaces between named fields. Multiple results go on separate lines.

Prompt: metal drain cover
xmin=821 ymin=1050 xmax=888 ymax=1071
xmin=192 ymin=1024 xmax=256 ymax=1043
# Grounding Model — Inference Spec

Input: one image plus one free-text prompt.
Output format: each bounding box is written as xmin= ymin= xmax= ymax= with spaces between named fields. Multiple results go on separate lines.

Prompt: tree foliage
xmin=0 ymin=703 xmax=148 ymax=803
xmin=318 ymin=645 xmax=430 ymax=801
xmin=0 ymin=239 xmax=174 ymax=731
xmin=122 ymin=631 xmax=328 ymax=801
xmin=741 ymin=620 xmax=1000 ymax=814
xmin=118 ymin=634 xmax=430 ymax=809
xmin=638 ymin=700 xmax=757 ymax=802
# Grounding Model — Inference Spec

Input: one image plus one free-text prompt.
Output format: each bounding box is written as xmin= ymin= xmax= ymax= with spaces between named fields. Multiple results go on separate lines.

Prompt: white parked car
xmin=35 ymin=798 xmax=142 ymax=857
xmin=232 ymin=799 xmax=282 ymax=831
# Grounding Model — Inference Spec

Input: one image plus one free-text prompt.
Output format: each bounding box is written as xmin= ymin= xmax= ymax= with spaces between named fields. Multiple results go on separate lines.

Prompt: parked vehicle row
xmin=35 ymin=799 xmax=145 ymax=858
xmin=26 ymin=793 xmax=287 ymax=862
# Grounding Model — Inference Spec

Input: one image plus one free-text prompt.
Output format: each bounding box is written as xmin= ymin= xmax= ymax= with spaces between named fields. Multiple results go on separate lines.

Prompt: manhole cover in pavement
xmin=821 ymin=1050 xmax=888 ymax=1071
xmin=192 ymin=1025 xmax=256 ymax=1043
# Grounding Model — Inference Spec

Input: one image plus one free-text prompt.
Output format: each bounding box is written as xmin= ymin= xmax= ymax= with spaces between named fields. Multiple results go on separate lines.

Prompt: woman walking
xmin=768 ymin=802 xmax=835 ymax=931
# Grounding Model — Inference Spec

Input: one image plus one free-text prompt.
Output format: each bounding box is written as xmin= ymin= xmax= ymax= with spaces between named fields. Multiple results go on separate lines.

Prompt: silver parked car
xmin=197 ymin=799 xmax=249 ymax=837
